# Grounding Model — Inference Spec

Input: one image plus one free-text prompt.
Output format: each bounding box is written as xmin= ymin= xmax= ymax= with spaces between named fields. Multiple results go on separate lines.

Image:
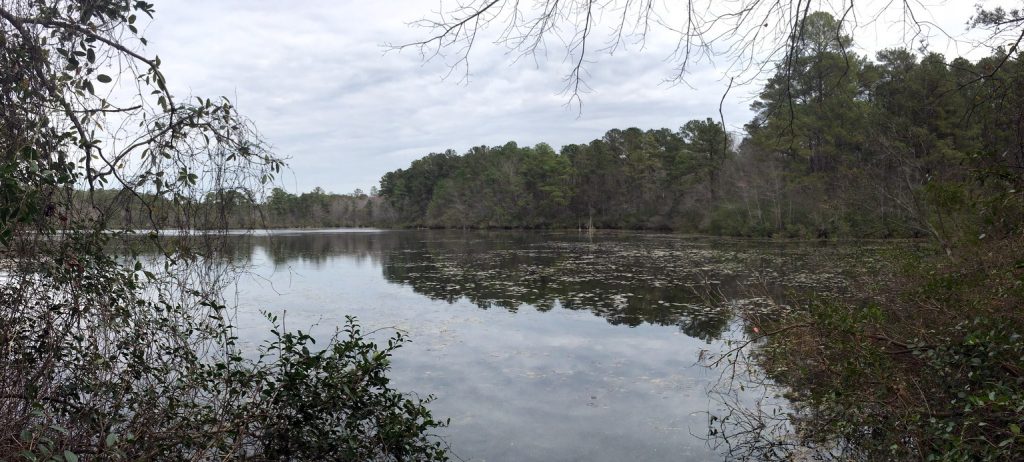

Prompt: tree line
xmin=88 ymin=11 xmax=1024 ymax=248
xmin=379 ymin=12 xmax=1024 ymax=246
xmin=1 ymin=1 xmax=446 ymax=459
xmin=77 ymin=186 xmax=397 ymax=229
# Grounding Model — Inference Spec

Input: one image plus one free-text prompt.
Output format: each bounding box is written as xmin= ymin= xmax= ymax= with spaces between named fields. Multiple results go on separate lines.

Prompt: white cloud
xmin=141 ymin=0 xmax=1009 ymax=193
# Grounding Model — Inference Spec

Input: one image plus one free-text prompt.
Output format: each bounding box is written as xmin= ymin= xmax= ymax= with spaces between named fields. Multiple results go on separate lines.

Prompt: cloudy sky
xmin=142 ymin=0 xmax=999 ymax=194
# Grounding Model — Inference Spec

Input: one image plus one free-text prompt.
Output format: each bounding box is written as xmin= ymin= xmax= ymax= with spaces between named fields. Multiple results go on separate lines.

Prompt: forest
xmin=90 ymin=10 xmax=1024 ymax=248
xmin=79 ymin=187 xmax=395 ymax=229
xmin=379 ymin=12 xmax=1023 ymax=248
xmin=374 ymin=13 xmax=1024 ymax=458
xmin=4 ymin=0 xmax=1023 ymax=459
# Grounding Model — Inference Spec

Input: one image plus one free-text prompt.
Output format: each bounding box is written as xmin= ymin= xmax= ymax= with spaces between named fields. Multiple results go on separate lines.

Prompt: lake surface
xmin=206 ymin=229 xmax=894 ymax=461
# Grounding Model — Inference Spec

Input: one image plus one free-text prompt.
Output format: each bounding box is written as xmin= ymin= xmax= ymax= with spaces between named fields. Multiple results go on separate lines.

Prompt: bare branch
xmin=392 ymin=0 xmax=1014 ymax=105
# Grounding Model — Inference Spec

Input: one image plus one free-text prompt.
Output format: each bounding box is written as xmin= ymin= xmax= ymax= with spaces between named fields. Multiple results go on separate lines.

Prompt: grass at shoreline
xmin=737 ymin=236 xmax=1024 ymax=460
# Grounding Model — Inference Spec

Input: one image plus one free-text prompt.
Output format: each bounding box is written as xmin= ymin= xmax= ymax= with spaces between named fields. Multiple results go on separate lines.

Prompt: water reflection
xmin=204 ymin=230 xmax=875 ymax=342
xmin=133 ymin=230 xmax=894 ymax=461
xmin=378 ymin=234 xmax=741 ymax=341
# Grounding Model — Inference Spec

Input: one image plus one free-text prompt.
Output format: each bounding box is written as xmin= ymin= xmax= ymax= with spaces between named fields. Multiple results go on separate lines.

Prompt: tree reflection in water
xmin=127 ymin=229 xmax=898 ymax=459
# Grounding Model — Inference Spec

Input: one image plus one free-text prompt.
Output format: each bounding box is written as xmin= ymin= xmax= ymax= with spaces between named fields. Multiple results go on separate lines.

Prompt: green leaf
xmin=96 ymin=74 xmax=112 ymax=83
xmin=63 ymin=451 xmax=79 ymax=462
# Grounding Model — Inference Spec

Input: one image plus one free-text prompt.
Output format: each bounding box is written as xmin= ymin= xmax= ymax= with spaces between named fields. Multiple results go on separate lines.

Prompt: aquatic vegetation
xmin=377 ymin=232 xmax=899 ymax=340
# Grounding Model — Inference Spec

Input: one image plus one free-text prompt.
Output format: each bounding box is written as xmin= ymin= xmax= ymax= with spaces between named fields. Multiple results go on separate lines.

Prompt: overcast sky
xmin=142 ymin=0 xmax=1001 ymax=194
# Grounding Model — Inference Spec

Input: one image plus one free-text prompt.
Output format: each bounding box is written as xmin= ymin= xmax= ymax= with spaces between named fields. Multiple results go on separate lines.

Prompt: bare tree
xmin=393 ymin=1 xmax=1021 ymax=106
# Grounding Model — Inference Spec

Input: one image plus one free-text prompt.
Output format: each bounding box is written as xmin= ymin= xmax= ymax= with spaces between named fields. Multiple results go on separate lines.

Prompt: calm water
xmin=204 ymin=229 xmax=892 ymax=461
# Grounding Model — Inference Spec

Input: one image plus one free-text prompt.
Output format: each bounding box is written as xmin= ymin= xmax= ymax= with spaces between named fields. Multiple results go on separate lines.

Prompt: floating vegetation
xmin=373 ymin=232 xmax=908 ymax=341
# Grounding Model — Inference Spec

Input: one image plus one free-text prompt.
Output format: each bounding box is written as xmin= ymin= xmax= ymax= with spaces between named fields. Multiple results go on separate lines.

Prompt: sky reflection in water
xmin=212 ymin=230 xmax=890 ymax=461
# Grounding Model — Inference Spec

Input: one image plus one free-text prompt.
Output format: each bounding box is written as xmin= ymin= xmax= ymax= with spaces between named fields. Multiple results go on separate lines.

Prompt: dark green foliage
xmin=709 ymin=14 xmax=1024 ymax=459
xmin=917 ymin=320 xmax=1024 ymax=460
xmin=252 ymin=316 xmax=448 ymax=461
xmin=729 ymin=198 xmax=1024 ymax=461
xmin=66 ymin=186 xmax=393 ymax=230
xmin=381 ymin=151 xmax=462 ymax=222
xmin=261 ymin=187 xmax=396 ymax=229
xmin=4 ymin=235 xmax=447 ymax=460
xmin=377 ymin=12 xmax=1024 ymax=243
xmin=1 ymin=1 xmax=447 ymax=460
xmin=379 ymin=125 xmax=732 ymax=231
xmin=751 ymin=259 xmax=1024 ymax=461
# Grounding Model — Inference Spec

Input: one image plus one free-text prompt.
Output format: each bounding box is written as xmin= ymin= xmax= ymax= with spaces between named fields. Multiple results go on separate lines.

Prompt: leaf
xmin=63 ymin=451 xmax=79 ymax=462
xmin=96 ymin=74 xmax=112 ymax=83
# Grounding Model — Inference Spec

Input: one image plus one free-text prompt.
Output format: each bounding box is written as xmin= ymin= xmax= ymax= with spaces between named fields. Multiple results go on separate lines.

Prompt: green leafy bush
xmin=0 ymin=1 xmax=448 ymax=459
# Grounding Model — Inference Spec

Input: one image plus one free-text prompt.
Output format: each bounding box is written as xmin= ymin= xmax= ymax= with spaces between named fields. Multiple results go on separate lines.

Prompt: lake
xmin=201 ymin=229 xmax=894 ymax=461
